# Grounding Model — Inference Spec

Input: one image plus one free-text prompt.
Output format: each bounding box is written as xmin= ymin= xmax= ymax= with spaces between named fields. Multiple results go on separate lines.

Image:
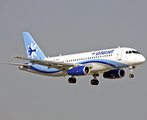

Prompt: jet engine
xmin=103 ymin=69 xmax=125 ymax=79
xmin=67 ymin=66 xmax=90 ymax=76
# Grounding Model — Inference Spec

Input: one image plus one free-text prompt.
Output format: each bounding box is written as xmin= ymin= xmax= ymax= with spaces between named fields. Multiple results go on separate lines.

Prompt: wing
xmin=13 ymin=56 xmax=92 ymax=70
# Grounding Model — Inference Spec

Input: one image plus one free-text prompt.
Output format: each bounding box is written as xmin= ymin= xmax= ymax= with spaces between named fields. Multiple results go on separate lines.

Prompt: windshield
xmin=126 ymin=50 xmax=140 ymax=54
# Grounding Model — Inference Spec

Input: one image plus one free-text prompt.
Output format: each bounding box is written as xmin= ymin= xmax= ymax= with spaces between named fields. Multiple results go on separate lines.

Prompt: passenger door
xmin=117 ymin=49 xmax=123 ymax=61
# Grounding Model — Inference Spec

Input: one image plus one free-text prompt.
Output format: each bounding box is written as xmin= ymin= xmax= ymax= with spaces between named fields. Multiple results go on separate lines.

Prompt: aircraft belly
xmin=20 ymin=67 xmax=67 ymax=77
xmin=90 ymin=63 xmax=113 ymax=74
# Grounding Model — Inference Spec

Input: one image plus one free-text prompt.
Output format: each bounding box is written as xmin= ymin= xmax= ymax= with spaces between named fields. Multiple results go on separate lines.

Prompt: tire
xmin=91 ymin=79 xmax=95 ymax=85
xmin=94 ymin=80 xmax=99 ymax=85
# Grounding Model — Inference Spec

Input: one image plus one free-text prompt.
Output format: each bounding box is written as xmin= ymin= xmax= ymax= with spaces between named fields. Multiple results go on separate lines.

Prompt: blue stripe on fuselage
xmin=29 ymin=64 xmax=61 ymax=74
xmin=77 ymin=59 xmax=128 ymax=68
xmin=27 ymin=59 xmax=128 ymax=74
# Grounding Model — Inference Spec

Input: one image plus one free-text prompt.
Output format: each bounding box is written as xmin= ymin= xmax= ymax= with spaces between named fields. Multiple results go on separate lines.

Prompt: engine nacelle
xmin=103 ymin=69 xmax=125 ymax=79
xmin=67 ymin=66 xmax=90 ymax=76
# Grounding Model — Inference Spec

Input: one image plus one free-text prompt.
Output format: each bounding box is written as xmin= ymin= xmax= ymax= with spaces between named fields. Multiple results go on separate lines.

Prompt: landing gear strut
xmin=129 ymin=66 xmax=135 ymax=78
xmin=91 ymin=74 xmax=99 ymax=86
xmin=68 ymin=77 xmax=76 ymax=84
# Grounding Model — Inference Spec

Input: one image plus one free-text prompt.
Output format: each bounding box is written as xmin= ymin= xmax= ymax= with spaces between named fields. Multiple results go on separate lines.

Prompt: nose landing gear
xmin=129 ymin=74 xmax=134 ymax=78
xmin=129 ymin=66 xmax=135 ymax=78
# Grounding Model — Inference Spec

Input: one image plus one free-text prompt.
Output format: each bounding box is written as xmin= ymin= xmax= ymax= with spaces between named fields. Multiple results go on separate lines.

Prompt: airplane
xmin=5 ymin=32 xmax=146 ymax=86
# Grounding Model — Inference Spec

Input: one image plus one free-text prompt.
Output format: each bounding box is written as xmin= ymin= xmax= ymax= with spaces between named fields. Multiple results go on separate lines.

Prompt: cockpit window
xmin=136 ymin=51 xmax=140 ymax=54
xmin=129 ymin=51 xmax=132 ymax=54
xmin=132 ymin=51 xmax=136 ymax=53
xmin=126 ymin=50 xmax=140 ymax=54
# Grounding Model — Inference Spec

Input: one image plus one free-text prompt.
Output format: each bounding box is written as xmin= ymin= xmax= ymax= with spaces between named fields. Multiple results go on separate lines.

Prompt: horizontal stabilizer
xmin=4 ymin=62 xmax=32 ymax=67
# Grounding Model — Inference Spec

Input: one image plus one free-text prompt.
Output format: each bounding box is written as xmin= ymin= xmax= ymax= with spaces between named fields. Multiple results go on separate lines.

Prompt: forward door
xmin=117 ymin=49 xmax=123 ymax=61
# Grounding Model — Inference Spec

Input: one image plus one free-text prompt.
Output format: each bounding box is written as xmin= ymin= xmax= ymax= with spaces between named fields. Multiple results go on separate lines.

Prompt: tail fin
xmin=22 ymin=32 xmax=46 ymax=60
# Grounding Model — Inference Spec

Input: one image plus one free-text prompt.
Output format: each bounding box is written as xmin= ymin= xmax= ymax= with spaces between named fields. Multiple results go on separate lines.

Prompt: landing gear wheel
xmin=68 ymin=77 xmax=77 ymax=84
xmin=72 ymin=78 xmax=76 ymax=84
xmin=95 ymin=80 xmax=99 ymax=85
xmin=68 ymin=77 xmax=73 ymax=83
xmin=91 ymin=79 xmax=95 ymax=85
xmin=129 ymin=74 xmax=134 ymax=78
xmin=91 ymin=79 xmax=99 ymax=86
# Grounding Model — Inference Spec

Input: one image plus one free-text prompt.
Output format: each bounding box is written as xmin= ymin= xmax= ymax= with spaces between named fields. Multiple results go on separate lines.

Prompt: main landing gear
xmin=68 ymin=74 xmax=100 ymax=86
xmin=129 ymin=66 xmax=135 ymax=78
xmin=68 ymin=77 xmax=76 ymax=84
xmin=91 ymin=74 xmax=99 ymax=86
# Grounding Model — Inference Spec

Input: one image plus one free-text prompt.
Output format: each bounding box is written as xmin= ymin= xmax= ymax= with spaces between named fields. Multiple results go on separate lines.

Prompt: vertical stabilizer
xmin=22 ymin=32 xmax=46 ymax=60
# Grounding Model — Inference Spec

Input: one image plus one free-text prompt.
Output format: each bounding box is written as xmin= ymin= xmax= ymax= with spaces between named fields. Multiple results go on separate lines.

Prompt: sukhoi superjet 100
xmin=5 ymin=32 xmax=146 ymax=86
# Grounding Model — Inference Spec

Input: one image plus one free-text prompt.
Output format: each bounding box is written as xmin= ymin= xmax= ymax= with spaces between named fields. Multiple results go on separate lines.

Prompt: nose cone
xmin=138 ymin=55 xmax=146 ymax=64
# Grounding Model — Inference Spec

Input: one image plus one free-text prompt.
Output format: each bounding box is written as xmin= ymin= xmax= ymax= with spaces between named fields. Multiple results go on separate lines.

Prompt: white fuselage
xmin=21 ymin=47 xmax=145 ymax=77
